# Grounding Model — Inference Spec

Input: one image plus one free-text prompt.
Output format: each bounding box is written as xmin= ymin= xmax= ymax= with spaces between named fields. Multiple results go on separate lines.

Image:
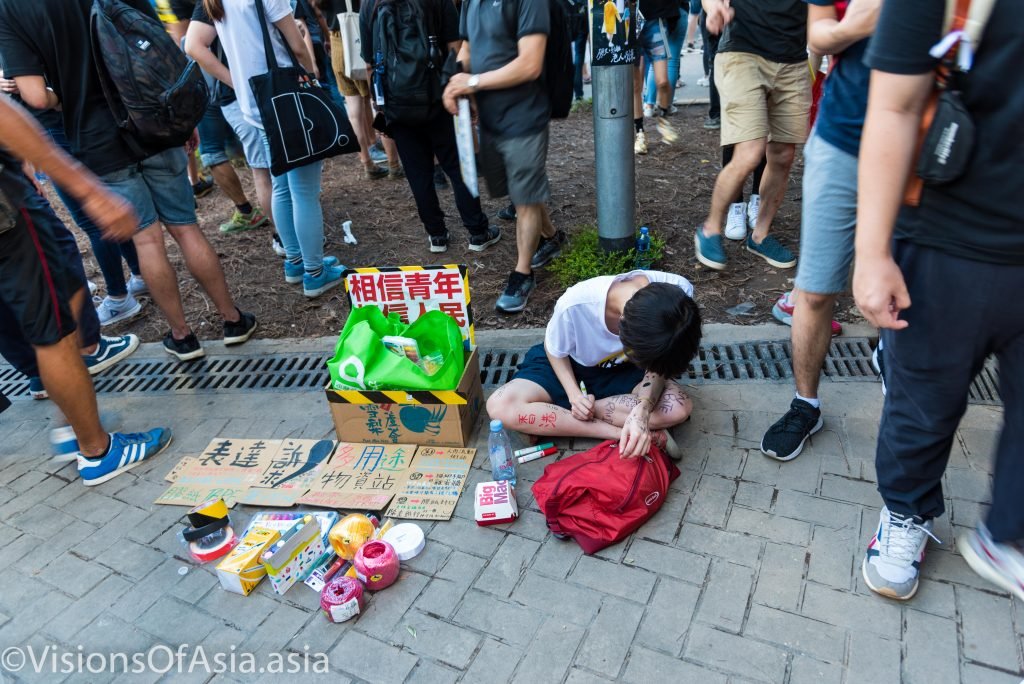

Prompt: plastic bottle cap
xmin=489 ymin=419 xmax=503 ymax=432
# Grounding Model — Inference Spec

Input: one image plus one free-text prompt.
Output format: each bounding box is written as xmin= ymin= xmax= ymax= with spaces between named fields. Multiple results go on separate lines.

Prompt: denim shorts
xmin=794 ymin=133 xmax=859 ymax=295
xmin=99 ymin=147 xmax=197 ymax=230
xmin=222 ymin=100 xmax=270 ymax=170
xmin=197 ymin=103 xmax=232 ymax=168
xmin=638 ymin=19 xmax=669 ymax=62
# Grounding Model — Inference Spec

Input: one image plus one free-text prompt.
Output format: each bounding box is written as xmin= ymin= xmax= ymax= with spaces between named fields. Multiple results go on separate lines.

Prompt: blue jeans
xmin=261 ymin=135 xmax=325 ymax=271
xmin=572 ymin=34 xmax=587 ymax=100
xmin=196 ymin=103 xmax=234 ymax=168
xmin=644 ymin=10 xmax=685 ymax=107
xmin=46 ymin=127 xmax=141 ymax=297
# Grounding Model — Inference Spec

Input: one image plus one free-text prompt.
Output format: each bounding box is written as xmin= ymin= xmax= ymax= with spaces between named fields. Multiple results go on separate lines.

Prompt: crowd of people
xmin=0 ymin=0 xmax=1021 ymax=608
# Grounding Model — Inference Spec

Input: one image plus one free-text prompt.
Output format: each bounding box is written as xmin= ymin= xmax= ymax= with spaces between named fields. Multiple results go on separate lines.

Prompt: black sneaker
xmin=192 ymin=178 xmax=215 ymax=198
xmin=433 ymin=165 xmax=448 ymax=188
xmin=530 ymin=230 xmax=567 ymax=269
xmin=760 ymin=398 xmax=823 ymax=462
xmin=163 ymin=331 xmax=205 ymax=362
xmin=495 ymin=271 xmax=535 ymax=314
xmin=497 ymin=204 xmax=517 ymax=221
xmin=468 ymin=226 xmax=501 ymax=252
xmin=429 ymin=233 xmax=449 ymax=253
xmin=224 ymin=309 xmax=257 ymax=346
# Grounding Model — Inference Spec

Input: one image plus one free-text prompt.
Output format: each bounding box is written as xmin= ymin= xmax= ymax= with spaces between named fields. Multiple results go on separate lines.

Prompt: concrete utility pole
xmin=591 ymin=0 xmax=637 ymax=253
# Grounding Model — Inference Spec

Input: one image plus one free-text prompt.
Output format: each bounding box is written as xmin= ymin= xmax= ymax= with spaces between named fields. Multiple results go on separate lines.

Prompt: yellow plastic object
xmin=328 ymin=514 xmax=376 ymax=560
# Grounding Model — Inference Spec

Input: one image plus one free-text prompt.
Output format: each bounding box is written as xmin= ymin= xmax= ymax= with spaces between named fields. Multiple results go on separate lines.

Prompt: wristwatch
xmin=467 ymin=74 xmax=480 ymax=91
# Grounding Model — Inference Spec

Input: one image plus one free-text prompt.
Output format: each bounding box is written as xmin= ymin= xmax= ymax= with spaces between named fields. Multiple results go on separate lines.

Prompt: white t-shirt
xmin=544 ymin=270 xmax=695 ymax=368
xmin=214 ymin=0 xmax=296 ymax=128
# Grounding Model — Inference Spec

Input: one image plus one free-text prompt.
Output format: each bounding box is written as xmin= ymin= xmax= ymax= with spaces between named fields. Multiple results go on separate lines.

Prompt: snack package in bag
xmin=327 ymin=307 xmax=464 ymax=391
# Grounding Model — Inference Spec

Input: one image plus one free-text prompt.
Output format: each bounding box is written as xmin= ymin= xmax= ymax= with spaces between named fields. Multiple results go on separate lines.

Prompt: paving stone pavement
xmin=0 ymin=347 xmax=1021 ymax=683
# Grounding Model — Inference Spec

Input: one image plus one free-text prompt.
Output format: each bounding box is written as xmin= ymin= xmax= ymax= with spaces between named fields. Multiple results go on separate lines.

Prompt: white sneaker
xmin=642 ymin=104 xmax=655 ymax=119
xmin=747 ymin=194 xmax=761 ymax=230
xmin=655 ymin=116 xmax=680 ymax=145
xmin=960 ymin=523 xmax=1024 ymax=603
xmin=675 ymin=77 xmax=686 ymax=89
xmin=127 ymin=274 xmax=148 ymax=297
xmin=87 ymin=280 xmax=98 ymax=296
xmin=697 ymin=76 xmax=710 ymax=87
xmin=862 ymin=507 xmax=940 ymax=600
xmin=634 ymin=131 xmax=648 ymax=155
xmin=724 ymin=202 xmax=747 ymax=240
xmin=94 ymin=294 xmax=143 ymax=327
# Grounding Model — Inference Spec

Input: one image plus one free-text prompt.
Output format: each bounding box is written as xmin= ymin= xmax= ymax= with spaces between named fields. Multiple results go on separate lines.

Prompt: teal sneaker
xmin=746 ymin=234 xmax=796 ymax=269
xmin=303 ymin=263 xmax=346 ymax=298
xmin=694 ymin=227 xmax=727 ymax=270
xmin=284 ymin=256 xmax=339 ymax=284
xmin=83 ymin=334 xmax=139 ymax=375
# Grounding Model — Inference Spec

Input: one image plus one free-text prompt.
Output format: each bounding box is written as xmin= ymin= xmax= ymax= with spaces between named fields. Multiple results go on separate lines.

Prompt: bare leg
xmin=187 ymin=149 xmax=200 ymax=185
xmin=487 ymin=380 xmax=621 ymax=440
xmin=252 ymin=167 xmax=275 ymax=227
xmin=633 ymin=60 xmax=645 ymax=119
xmin=383 ymin=136 xmax=400 ymax=169
xmin=653 ymin=60 xmax=672 ymax=111
xmin=791 ymin=289 xmax=839 ymax=399
xmin=594 ymin=380 xmax=693 ymax=428
xmin=208 ymin=162 xmax=248 ymax=206
xmin=345 ymin=95 xmax=372 ymax=164
xmin=165 ymin=223 xmax=239 ymax=322
xmin=133 ymin=224 xmax=190 ymax=338
xmin=514 ymin=204 xmax=550 ymax=275
xmin=35 ymin=331 xmax=107 ymax=457
xmin=751 ymin=141 xmax=797 ymax=242
xmin=703 ymin=137 xmax=767 ymax=236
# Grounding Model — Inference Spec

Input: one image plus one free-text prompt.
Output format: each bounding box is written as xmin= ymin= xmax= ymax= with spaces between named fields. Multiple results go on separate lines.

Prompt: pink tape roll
xmin=320 ymin=576 xmax=365 ymax=623
xmin=353 ymin=540 xmax=400 ymax=591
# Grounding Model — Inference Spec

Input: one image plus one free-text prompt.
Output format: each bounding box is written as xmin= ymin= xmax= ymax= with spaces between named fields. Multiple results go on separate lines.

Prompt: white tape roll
xmin=382 ymin=523 xmax=425 ymax=561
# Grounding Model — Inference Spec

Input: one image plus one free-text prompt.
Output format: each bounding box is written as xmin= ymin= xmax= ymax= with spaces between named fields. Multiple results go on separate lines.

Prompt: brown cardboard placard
xmin=296 ymin=443 xmax=414 ymax=511
xmin=154 ymin=439 xmax=280 ymax=506
xmin=165 ymin=455 xmax=197 ymax=482
xmin=238 ymin=439 xmax=337 ymax=507
xmin=385 ymin=445 xmax=477 ymax=520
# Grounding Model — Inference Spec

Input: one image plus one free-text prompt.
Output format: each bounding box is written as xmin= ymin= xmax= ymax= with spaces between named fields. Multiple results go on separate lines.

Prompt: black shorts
xmin=513 ymin=344 xmax=646 ymax=409
xmin=0 ymin=168 xmax=80 ymax=346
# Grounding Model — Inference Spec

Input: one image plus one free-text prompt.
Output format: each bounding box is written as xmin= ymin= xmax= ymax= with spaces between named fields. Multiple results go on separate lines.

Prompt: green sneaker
xmin=220 ymin=207 xmax=269 ymax=234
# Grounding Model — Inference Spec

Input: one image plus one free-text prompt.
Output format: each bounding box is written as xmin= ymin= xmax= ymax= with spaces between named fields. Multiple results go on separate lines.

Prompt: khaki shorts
xmin=330 ymin=30 xmax=370 ymax=98
xmin=715 ymin=52 xmax=811 ymax=146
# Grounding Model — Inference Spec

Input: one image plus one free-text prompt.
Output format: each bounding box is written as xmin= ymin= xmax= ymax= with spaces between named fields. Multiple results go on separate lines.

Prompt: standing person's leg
xmin=684 ymin=5 xmax=699 ymax=49
xmin=663 ymin=11 xmax=686 ymax=103
xmin=285 ymin=160 xmax=327 ymax=273
xmin=330 ymin=30 xmax=383 ymax=177
xmin=865 ymin=242 xmax=996 ymax=600
xmin=430 ymin=113 xmax=496 ymax=246
xmin=761 ymin=134 xmax=857 ymax=461
xmin=749 ymin=141 xmax=795 ymax=242
xmin=389 ymin=121 xmax=450 ymax=246
xmin=573 ymin=34 xmax=587 ymax=100
xmin=198 ymin=104 xmax=267 ymax=233
xmin=221 ymin=101 xmax=275 ymax=229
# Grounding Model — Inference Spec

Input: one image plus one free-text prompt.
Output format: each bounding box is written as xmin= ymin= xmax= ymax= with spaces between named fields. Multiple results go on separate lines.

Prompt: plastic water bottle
xmin=487 ymin=419 xmax=517 ymax=486
xmin=635 ymin=226 xmax=652 ymax=269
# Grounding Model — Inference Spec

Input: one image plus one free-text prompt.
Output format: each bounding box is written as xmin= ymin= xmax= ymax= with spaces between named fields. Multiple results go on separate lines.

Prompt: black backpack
xmin=500 ymin=0 xmax=574 ymax=119
xmin=90 ymin=0 xmax=209 ymax=152
xmin=371 ymin=0 xmax=445 ymax=126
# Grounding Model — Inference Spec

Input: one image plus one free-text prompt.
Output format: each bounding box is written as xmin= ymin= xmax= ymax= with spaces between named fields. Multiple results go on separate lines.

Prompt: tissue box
xmin=216 ymin=527 xmax=280 ymax=595
xmin=474 ymin=481 xmax=518 ymax=526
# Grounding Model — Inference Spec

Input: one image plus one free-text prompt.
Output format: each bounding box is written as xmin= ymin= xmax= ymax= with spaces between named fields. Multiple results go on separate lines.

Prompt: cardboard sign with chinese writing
xmin=155 ymin=439 xmax=281 ymax=505
xmin=239 ymin=439 xmax=337 ymax=507
xmin=296 ymin=443 xmax=414 ymax=510
xmin=345 ymin=265 xmax=474 ymax=346
xmin=385 ymin=446 xmax=477 ymax=520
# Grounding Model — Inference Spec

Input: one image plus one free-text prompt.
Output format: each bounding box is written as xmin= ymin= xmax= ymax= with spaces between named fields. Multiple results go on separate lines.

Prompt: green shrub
xmin=550 ymin=227 xmax=666 ymax=288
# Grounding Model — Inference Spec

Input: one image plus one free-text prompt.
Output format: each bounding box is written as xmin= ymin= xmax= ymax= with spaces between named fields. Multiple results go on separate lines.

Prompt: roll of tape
xmin=353 ymin=540 xmax=399 ymax=591
xmin=181 ymin=516 xmax=229 ymax=542
xmin=382 ymin=523 xmax=425 ymax=561
xmin=189 ymin=525 xmax=237 ymax=563
xmin=187 ymin=498 xmax=229 ymax=528
xmin=320 ymin=576 xmax=365 ymax=623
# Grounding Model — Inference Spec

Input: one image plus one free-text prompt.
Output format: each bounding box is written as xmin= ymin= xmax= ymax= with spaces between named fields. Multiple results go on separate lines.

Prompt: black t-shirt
xmin=639 ymin=0 xmax=679 ymax=23
xmin=460 ymin=0 xmax=550 ymax=138
xmin=866 ymin=0 xmax=1024 ymax=265
xmin=170 ymin=0 xmax=197 ymax=20
xmin=717 ymin=0 xmax=806 ymax=64
xmin=190 ymin=1 xmax=238 ymax=106
xmin=0 ymin=0 xmax=159 ymax=176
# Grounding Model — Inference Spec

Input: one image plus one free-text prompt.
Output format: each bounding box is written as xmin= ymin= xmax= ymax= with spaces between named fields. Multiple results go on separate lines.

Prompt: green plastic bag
xmin=327 ymin=307 xmax=465 ymax=391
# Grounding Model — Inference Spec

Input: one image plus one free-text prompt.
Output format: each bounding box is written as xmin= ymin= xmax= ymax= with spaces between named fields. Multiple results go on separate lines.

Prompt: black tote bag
xmin=250 ymin=0 xmax=359 ymax=176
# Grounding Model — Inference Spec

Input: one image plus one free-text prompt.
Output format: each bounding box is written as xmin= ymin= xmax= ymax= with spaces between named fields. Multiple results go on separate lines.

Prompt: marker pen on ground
xmin=517 ymin=446 xmax=559 ymax=465
xmin=513 ymin=442 xmax=554 ymax=458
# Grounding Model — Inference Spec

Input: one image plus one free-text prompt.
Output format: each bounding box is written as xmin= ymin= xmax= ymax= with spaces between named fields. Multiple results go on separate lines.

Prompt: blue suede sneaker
xmin=303 ymin=263 xmax=346 ymax=298
xmin=77 ymin=428 xmax=172 ymax=486
xmin=694 ymin=227 xmax=727 ymax=270
xmin=746 ymin=234 xmax=796 ymax=269
xmin=83 ymin=334 xmax=139 ymax=375
xmin=284 ymin=256 xmax=339 ymax=284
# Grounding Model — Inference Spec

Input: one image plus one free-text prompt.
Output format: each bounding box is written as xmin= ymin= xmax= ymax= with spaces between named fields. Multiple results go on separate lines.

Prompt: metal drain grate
xmin=0 ymin=338 xmax=1002 ymax=406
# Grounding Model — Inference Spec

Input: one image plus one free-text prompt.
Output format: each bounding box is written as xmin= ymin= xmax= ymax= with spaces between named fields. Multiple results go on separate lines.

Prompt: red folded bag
xmin=532 ymin=440 xmax=680 ymax=554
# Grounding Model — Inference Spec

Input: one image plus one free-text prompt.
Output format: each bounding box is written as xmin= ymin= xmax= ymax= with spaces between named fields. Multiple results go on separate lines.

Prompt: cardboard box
xmin=326 ymin=348 xmax=483 ymax=448
xmin=474 ymin=481 xmax=519 ymax=526
xmin=216 ymin=527 xmax=280 ymax=595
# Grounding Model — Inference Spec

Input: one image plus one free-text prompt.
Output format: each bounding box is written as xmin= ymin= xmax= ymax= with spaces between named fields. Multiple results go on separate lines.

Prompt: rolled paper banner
xmin=353 ymin=540 xmax=400 ymax=591
xmin=320 ymin=576 xmax=365 ymax=623
xmin=328 ymin=513 xmax=376 ymax=560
